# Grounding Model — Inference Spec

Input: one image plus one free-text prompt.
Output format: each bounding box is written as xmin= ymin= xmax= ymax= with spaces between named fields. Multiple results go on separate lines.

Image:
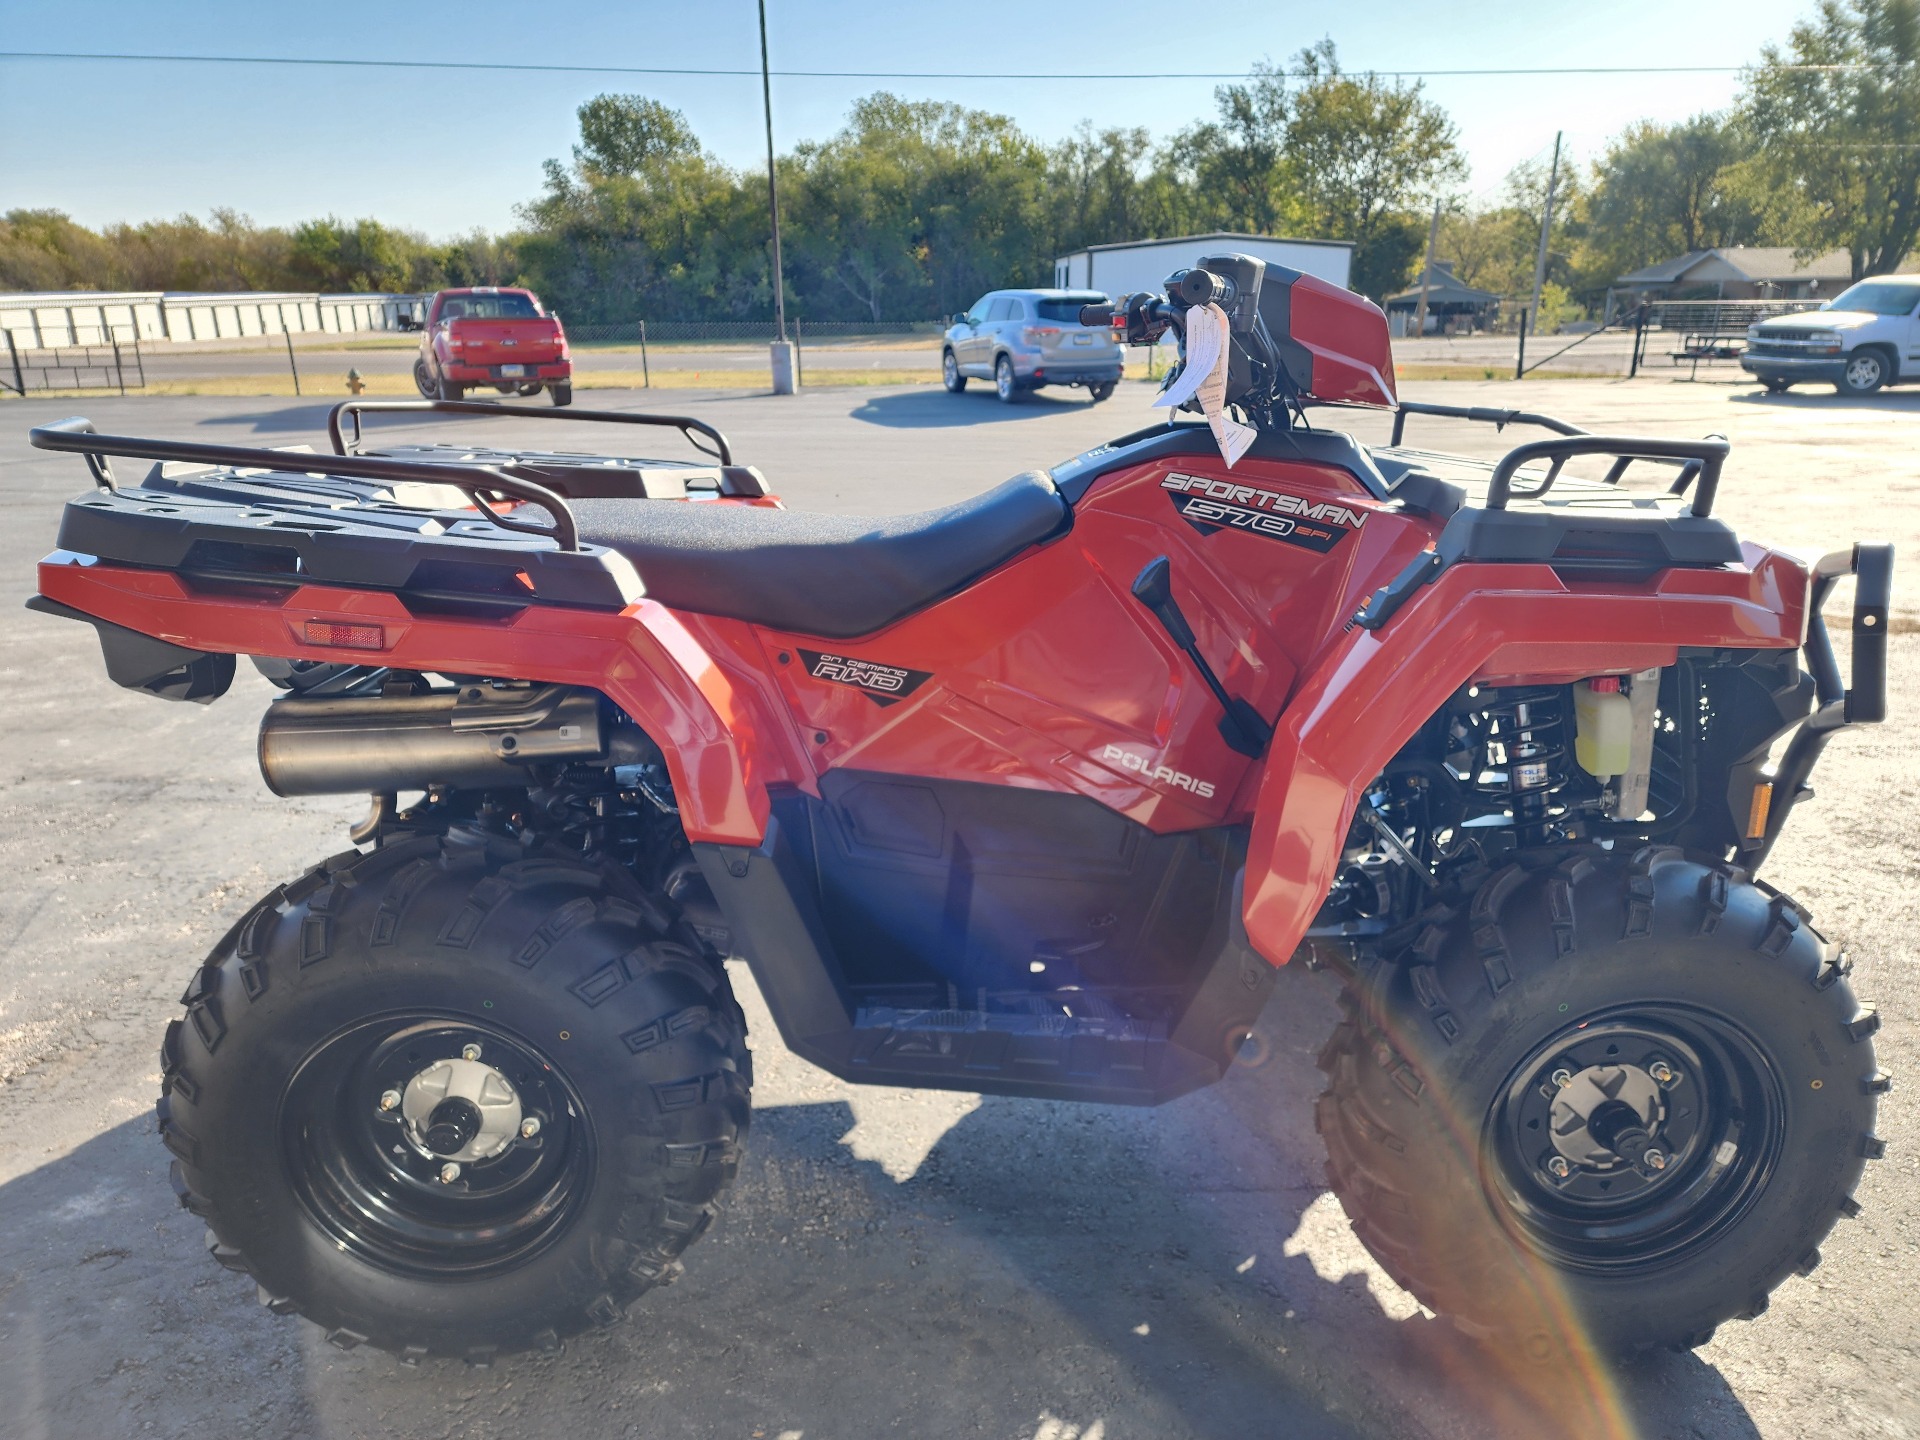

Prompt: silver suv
xmin=942 ymin=289 xmax=1122 ymax=403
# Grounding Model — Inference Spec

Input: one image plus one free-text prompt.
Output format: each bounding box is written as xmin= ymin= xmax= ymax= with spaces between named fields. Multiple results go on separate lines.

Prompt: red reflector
xmin=304 ymin=621 xmax=386 ymax=649
xmin=1587 ymin=675 xmax=1621 ymax=693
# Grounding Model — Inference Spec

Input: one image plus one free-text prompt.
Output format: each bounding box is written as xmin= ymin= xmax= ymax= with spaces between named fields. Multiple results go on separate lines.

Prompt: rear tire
xmin=1763 ymin=378 xmax=1792 ymax=394
xmin=435 ymin=372 xmax=465 ymax=402
xmin=1316 ymin=847 xmax=1882 ymax=1357
xmin=1089 ymin=380 xmax=1116 ymax=402
xmin=551 ymin=382 xmax=573 ymax=407
xmin=157 ymin=836 xmax=751 ymax=1361
xmin=942 ymin=349 xmax=967 ymax=393
xmin=995 ymin=354 xmax=1020 ymax=403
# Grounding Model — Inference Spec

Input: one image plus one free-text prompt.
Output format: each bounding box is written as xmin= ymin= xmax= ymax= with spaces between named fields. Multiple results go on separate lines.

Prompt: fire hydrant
xmin=346 ymin=367 xmax=366 ymax=395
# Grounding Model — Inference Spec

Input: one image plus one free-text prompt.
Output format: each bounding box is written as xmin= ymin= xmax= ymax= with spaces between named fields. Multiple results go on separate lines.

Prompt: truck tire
xmin=550 ymin=382 xmax=573 ymax=407
xmin=413 ymin=359 xmax=437 ymax=399
xmin=157 ymin=835 xmax=751 ymax=1361
xmin=1316 ymin=847 xmax=1883 ymax=1359
xmin=436 ymin=373 xmax=465 ymax=402
xmin=1838 ymin=349 xmax=1890 ymax=396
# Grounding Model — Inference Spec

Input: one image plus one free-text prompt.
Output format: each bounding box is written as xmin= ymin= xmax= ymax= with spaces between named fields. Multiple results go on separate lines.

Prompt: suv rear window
xmin=441 ymin=293 xmax=541 ymax=320
xmin=1036 ymin=296 xmax=1105 ymax=323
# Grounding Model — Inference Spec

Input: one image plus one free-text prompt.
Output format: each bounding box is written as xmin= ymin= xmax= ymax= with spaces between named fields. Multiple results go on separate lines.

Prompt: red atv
xmin=28 ymin=254 xmax=1891 ymax=1364
xmin=414 ymin=286 xmax=572 ymax=406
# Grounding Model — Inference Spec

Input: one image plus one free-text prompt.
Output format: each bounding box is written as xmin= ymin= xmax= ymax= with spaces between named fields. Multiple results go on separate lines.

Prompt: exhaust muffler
xmin=259 ymin=683 xmax=620 ymax=796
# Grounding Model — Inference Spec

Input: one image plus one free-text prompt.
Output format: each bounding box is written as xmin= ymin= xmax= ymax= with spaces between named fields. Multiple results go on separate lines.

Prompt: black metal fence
xmin=2 ymin=331 xmax=147 ymax=396
xmin=1626 ymin=300 xmax=1827 ymax=378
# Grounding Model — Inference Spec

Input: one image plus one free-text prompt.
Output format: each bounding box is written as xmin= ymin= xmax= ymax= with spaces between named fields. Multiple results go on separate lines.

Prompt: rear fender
xmin=1241 ymin=554 xmax=1807 ymax=964
xmin=34 ymin=555 xmax=794 ymax=844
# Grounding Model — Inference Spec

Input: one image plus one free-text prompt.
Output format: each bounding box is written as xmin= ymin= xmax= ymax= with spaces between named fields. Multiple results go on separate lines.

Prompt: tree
xmin=1740 ymin=0 xmax=1920 ymax=278
xmin=1575 ymin=114 xmax=1764 ymax=289
xmin=1169 ymin=63 xmax=1296 ymax=234
xmin=1283 ymin=40 xmax=1466 ymax=295
xmin=572 ymin=95 xmax=702 ymax=179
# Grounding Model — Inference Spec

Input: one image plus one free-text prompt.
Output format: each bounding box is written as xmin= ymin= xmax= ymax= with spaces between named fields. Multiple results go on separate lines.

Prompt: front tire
xmin=1763 ymin=378 xmax=1792 ymax=394
xmin=1316 ymin=848 xmax=1883 ymax=1357
xmin=1838 ymin=349 xmax=1889 ymax=396
xmin=158 ymin=836 xmax=751 ymax=1360
xmin=942 ymin=349 xmax=967 ymax=392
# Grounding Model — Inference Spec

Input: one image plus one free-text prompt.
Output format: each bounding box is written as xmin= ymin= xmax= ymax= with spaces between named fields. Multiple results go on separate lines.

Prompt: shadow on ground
xmin=1726 ymin=387 xmax=1920 ymax=413
xmin=851 ymin=387 xmax=1108 ymax=428
xmin=0 ymin=982 xmax=1762 ymax=1439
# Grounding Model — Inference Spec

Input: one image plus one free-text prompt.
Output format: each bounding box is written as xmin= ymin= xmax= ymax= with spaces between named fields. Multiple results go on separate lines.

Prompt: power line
xmin=0 ymin=49 xmax=1914 ymax=81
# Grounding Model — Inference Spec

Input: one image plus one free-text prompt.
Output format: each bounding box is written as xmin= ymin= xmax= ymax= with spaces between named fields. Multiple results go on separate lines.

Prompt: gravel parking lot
xmin=0 ymin=376 xmax=1915 ymax=1439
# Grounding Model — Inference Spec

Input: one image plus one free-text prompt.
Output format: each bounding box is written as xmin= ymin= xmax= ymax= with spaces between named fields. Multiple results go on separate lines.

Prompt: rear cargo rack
xmin=328 ymin=398 xmax=734 ymax=465
xmin=30 ymin=415 xmax=585 ymax=551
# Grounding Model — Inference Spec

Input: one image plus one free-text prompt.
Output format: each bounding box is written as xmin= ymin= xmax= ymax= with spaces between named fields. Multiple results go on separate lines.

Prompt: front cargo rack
xmin=1384 ymin=399 xmax=1730 ymax=517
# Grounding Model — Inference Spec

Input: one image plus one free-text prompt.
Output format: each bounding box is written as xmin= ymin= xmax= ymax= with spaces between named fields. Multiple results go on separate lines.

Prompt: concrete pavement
xmin=0 ymin=376 xmax=1914 ymax=1439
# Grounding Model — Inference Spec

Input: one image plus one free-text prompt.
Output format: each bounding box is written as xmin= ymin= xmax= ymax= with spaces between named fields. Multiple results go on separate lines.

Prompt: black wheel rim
xmin=1487 ymin=1004 xmax=1786 ymax=1275
xmin=280 ymin=1015 xmax=593 ymax=1278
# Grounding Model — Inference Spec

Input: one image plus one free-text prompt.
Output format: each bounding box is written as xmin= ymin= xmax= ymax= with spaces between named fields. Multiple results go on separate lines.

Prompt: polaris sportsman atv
xmin=26 ymin=253 xmax=1892 ymax=1363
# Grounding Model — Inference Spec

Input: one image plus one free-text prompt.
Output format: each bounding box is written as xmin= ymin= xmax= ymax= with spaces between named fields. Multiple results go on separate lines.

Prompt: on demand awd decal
xmin=798 ymin=650 xmax=933 ymax=707
xmin=1160 ymin=472 xmax=1369 ymax=553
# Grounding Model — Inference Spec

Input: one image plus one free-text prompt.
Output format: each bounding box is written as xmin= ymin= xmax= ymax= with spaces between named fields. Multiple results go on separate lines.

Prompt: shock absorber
xmin=1488 ymin=689 xmax=1568 ymax=846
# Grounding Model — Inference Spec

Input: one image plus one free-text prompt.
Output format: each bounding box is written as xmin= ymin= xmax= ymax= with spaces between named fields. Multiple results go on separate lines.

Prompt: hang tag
xmin=1152 ymin=302 xmax=1257 ymax=467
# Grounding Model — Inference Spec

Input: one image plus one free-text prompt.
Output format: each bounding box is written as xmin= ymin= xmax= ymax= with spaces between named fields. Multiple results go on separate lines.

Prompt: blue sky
xmin=3 ymin=0 xmax=1814 ymax=238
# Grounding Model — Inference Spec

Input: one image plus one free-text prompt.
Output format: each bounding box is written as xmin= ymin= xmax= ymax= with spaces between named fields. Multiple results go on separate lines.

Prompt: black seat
xmin=570 ymin=471 xmax=1068 ymax=638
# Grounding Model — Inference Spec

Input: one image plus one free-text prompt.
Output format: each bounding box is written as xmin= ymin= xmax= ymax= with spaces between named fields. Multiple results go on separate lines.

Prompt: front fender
xmin=1240 ymin=554 xmax=1807 ymax=964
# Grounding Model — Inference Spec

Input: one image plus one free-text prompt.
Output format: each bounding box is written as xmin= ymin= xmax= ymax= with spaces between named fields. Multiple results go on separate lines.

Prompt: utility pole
xmin=759 ymin=0 xmax=795 ymax=393
xmin=1412 ymin=197 xmax=1442 ymax=339
xmin=1528 ymin=131 xmax=1563 ymax=339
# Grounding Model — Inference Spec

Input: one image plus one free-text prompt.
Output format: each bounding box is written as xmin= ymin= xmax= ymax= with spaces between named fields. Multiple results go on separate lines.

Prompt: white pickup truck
xmin=1742 ymin=274 xmax=1920 ymax=395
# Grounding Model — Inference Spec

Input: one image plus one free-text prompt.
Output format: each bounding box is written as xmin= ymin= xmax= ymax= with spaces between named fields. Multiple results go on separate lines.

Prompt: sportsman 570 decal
xmin=1160 ymin=472 xmax=1369 ymax=552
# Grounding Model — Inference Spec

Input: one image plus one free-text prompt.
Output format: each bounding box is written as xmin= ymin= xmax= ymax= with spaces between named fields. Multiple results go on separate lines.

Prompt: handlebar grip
xmin=1078 ymin=303 xmax=1116 ymax=327
xmin=1171 ymin=268 xmax=1231 ymax=307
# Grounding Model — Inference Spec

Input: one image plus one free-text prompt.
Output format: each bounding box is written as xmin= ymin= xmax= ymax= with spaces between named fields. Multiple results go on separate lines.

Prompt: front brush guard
xmin=1748 ymin=542 xmax=1893 ymax=866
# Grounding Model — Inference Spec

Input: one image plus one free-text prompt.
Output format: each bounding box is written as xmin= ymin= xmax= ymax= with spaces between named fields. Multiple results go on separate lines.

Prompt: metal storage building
xmin=1052 ymin=233 xmax=1354 ymax=298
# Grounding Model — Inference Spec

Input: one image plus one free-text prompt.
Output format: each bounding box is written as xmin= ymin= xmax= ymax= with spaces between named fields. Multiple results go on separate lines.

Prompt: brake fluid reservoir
xmin=1574 ymin=677 xmax=1633 ymax=778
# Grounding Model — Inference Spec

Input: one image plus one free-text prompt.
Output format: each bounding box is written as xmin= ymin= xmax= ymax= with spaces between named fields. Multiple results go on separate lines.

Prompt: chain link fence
xmin=564 ymin=319 xmax=944 ymax=344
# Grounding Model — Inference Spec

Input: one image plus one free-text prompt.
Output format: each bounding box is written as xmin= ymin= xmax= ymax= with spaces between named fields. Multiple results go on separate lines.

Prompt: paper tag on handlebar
xmin=1151 ymin=302 xmax=1256 ymax=468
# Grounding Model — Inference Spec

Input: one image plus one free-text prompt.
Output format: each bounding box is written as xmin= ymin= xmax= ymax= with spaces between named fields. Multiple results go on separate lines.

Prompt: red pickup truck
xmin=413 ymin=287 xmax=572 ymax=405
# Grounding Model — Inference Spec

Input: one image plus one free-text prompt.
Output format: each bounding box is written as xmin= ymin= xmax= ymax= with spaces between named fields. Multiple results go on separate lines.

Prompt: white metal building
xmin=0 ymin=291 xmax=429 ymax=348
xmin=1053 ymin=233 xmax=1354 ymax=298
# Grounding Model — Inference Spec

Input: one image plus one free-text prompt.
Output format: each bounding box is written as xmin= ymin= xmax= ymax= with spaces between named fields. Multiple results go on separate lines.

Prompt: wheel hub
xmin=400 ymin=1053 xmax=523 ymax=1162
xmin=1546 ymin=1062 xmax=1664 ymax=1170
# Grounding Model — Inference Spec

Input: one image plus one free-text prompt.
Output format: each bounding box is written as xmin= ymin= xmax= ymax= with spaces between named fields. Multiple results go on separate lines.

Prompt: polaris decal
xmin=798 ymin=650 xmax=933 ymax=707
xmin=1160 ymin=472 xmax=1368 ymax=553
xmin=1100 ymin=744 xmax=1217 ymax=799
